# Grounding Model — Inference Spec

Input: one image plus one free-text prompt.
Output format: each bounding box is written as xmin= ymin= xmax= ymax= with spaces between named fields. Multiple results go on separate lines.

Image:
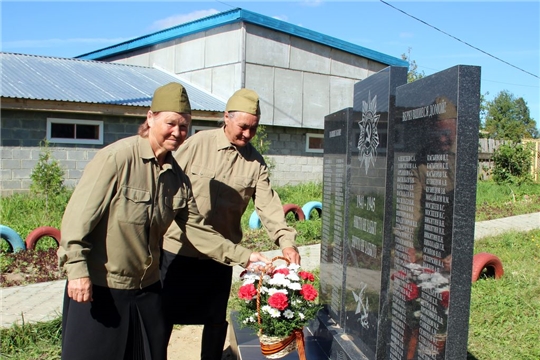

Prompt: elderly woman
xmin=58 ymin=83 xmax=269 ymax=360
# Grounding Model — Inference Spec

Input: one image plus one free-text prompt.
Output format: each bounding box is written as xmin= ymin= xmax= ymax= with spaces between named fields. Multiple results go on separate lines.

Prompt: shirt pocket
xmin=190 ymin=165 xmax=215 ymax=179
xmin=118 ymin=186 xmax=151 ymax=225
xmin=162 ymin=193 xmax=188 ymax=227
xmin=165 ymin=194 xmax=188 ymax=211
xmin=234 ymin=176 xmax=257 ymax=201
xmin=189 ymin=165 xmax=215 ymax=209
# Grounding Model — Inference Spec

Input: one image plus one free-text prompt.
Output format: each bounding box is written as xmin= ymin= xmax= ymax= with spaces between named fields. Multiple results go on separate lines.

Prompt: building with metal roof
xmin=1 ymin=52 xmax=225 ymax=113
xmin=77 ymin=8 xmax=407 ymax=130
xmin=1 ymin=8 xmax=408 ymax=194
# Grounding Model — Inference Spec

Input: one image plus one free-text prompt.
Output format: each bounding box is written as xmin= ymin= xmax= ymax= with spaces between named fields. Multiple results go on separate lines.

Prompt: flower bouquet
xmin=236 ymin=256 xmax=322 ymax=359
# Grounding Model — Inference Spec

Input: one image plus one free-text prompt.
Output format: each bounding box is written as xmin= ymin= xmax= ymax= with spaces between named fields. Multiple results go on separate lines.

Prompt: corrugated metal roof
xmin=0 ymin=52 xmax=226 ymax=112
xmin=77 ymin=8 xmax=408 ymax=68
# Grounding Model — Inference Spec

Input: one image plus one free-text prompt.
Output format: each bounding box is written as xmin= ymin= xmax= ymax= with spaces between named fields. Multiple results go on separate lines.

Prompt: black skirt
xmin=160 ymin=250 xmax=233 ymax=325
xmin=61 ymin=281 xmax=168 ymax=360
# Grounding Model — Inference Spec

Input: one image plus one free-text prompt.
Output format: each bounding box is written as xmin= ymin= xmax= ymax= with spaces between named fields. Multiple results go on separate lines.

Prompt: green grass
xmin=0 ymin=190 xmax=72 ymax=252
xmin=0 ymin=316 xmax=62 ymax=359
xmin=467 ymin=229 xmax=540 ymax=359
xmin=1 ymin=181 xmax=540 ymax=359
xmin=476 ymin=181 xmax=540 ymax=221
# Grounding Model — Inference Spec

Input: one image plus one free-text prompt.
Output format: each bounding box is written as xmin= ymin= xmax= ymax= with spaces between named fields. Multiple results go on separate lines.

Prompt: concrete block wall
xmin=268 ymin=155 xmax=323 ymax=187
xmin=1 ymin=109 xmax=143 ymax=196
xmin=1 ymin=146 xmax=322 ymax=195
xmin=105 ymin=22 xmax=387 ymax=131
xmin=0 ymin=146 xmax=99 ymax=196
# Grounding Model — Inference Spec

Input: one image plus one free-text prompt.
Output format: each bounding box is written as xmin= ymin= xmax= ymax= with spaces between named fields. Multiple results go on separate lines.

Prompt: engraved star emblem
xmin=357 ymin=92 xmax=380 ymax=174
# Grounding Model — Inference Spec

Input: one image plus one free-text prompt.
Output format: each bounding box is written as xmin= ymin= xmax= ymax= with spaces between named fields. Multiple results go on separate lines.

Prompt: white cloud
xmin=150 ymin=9 xmax=220 ymax=31
xmin=272 ymin=15 xmax=289 ymax=21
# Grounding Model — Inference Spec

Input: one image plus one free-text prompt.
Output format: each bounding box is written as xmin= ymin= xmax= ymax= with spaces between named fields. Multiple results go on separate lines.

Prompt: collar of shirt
xmin=214 ymin=127 xmax=256 ymax=161
xmin=137 ymin=136 xmax=176 ymax=173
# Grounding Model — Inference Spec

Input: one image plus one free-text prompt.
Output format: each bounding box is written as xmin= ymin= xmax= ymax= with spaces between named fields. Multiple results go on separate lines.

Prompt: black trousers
xmin=160 ymin=251 xmax=233 ymax=326
xmin=61 ymin=281 xmax=168 ymax=360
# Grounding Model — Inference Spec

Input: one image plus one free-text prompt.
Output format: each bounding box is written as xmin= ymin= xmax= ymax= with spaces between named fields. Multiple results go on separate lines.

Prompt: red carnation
xmin=298 ymin=271 xmax=315 ymax=282
xmin=441 ymin=290 xmax=450 ymax=308
xmin=273 ymin=268 xmax=290 ymax=276
xmin=404 ymin=283 xmax=419 ymax=301
xmin=300 ymin=284 xmax=318 ymax=301
xmin=268 ymin=292 xmax=289 ymax=310
xmin=238 ymin=283 xmax=257 ymax=300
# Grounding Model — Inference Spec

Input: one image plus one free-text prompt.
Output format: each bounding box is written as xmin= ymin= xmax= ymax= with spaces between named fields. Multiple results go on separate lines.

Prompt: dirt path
xmin=167 ymin=325 xmax=233 ymax=360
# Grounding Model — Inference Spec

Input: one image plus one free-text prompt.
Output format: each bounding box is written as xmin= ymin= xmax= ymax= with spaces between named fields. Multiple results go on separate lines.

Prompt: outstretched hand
xmin=282 ymin=247 xmax=301 ymax=265
xmin=247 ymin=252 xmax=274 ymax=274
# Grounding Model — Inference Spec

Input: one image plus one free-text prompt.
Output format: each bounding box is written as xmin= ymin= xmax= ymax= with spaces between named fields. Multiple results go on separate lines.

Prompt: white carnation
xmin=283 ymin=310 xmax=294 ymax=319
xmin=287 ymin=282 xmax=302 ymax=291
xmin=268 ymin=288 xmax=288 ymax=296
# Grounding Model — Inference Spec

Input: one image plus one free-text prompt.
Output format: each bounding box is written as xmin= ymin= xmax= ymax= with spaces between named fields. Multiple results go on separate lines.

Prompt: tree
xmin=251 ymin=124 xmax=275 ymax=173
xmin=401 ymin=49 xmax=425 ymax=83
xmin=484 ymin=90 xmax=539 ymax=141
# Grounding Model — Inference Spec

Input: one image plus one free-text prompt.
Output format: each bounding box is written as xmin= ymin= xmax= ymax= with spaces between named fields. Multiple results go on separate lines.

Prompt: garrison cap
xmin=226 ymin=89 xmax=260 ymax=116
xmin=151 ymin=82 xmax=191 ymax=114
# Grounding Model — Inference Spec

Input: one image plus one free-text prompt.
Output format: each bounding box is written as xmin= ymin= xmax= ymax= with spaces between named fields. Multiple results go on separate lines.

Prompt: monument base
xmin=229 ymin=311 xmax=369 ymax=360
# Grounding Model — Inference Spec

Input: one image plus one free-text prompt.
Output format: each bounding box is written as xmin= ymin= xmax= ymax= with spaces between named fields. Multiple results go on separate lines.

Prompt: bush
xmin=492 ymin=143 xmax=532 ymax=185
xmin=30 ymin=140 xmax=65 ymax=197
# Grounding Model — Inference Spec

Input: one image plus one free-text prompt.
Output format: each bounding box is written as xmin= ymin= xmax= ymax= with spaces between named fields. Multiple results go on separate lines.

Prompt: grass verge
xmin=467 ymin=228 xmax=540 ymax=359
xmin=0 ymin=316 xmax=62 ymax=359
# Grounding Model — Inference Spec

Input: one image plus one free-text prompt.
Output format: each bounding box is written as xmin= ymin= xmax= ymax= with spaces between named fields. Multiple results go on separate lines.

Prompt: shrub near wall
xmin=492 ymin=143 xmax=533 ymax=185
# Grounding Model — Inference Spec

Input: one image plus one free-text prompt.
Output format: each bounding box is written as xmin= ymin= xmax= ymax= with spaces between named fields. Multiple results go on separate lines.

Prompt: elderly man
xmin=161 ymin=88 xmax=301 ymax=360
xmin=58 ymin=83 xmax=269 ymax=360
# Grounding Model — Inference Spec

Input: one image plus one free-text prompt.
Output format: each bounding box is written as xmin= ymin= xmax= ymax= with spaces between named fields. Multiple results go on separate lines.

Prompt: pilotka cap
xmin=151 ymin=82 xmax=191 ymax=114
xmin=226 ymin=89 xmax=260 ymax=115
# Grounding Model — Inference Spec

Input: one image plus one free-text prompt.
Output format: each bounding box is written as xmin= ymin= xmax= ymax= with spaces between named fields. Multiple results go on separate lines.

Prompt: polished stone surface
xmin=316 ymin=65 xmax=480 ymax=360
xmin=228 ymin=312 xmax=330 ymax=360
xmin=387 ymin=65 xmax=481 ymax=360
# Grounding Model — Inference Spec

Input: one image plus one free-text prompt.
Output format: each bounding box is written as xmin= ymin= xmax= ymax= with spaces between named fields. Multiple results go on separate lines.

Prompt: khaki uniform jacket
xmin=58 ymin=135 xmax=251 ymax=290
xmin=162 ymin=128 xmax=296 ymax=258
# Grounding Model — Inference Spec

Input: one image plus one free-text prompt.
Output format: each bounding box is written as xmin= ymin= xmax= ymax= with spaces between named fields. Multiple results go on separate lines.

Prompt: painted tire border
xmin=0 ymin=225 xmax=26 ymax=253
xmin=25 ymin=226 xmax=61 ymax=250
xmin=471 ymin=252 xmax=504 ymax=282
xmin=301 ymin=201 xmax=322 ymax=220
xmin=248 ymin=204 xmax=307 ymax=229
xmin=282 ymin=204 xmax=305 ymax=222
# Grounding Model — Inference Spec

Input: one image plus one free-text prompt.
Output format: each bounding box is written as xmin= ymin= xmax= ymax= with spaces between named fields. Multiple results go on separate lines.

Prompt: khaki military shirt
xmin=162 ymin=128 xmax=296 ymax=258
xmin=58 ymin=135 xmax=251 ymax=290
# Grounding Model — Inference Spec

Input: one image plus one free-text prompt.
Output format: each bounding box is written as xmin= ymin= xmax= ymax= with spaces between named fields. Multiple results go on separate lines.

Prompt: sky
xmin=1 ymin=0 xmax=539 ymax=127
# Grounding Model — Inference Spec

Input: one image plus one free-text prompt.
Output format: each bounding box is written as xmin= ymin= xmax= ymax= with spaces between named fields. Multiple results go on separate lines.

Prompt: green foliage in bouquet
xmin=236 ymin=263 xmax=322 ymax=338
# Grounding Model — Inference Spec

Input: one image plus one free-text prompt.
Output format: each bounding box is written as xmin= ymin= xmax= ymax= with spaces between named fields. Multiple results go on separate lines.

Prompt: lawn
xmin=1 ymin=180 xmax=539 ymax=359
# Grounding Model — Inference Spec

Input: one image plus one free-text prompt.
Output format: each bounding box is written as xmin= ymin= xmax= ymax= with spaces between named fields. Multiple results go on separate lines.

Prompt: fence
xmin=523 ymin=139 xmax=540 ymax=182
xmin=478 ymin=138 xmax=540 ymax=182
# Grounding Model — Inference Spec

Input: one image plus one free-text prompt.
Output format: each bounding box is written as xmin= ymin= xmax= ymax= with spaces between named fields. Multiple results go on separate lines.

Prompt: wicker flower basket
xmin=260 ymin=332 xmax=298 ymax=359
xmin=256 ymin=256 xmax=307 ymax=360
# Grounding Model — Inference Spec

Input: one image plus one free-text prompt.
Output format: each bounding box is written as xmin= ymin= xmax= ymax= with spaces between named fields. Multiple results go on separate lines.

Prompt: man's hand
xmin=282 ymin=247 xmax=301 ymax=265
xmin=247 ymin=252 xmax=273 ymax=273
xmin=67 ymin=277 xmax=93 ymax=303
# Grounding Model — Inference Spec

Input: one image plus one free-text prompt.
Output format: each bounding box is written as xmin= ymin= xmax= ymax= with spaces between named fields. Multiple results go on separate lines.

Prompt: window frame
xmin=190 ymin=125 xmax=217 ymax=136
xmin=46 ymin=118 xmax=104 ymax=145
xmin=305 ymin=133 xmax=324 ymax=153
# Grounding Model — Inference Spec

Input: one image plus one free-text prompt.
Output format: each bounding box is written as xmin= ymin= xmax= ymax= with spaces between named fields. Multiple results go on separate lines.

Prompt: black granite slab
xmin=344 ymin=66 xmax=407 ymax=359
xmin=320 ymin=108 xmax=351 ymax=327
xmin=228 ymin=311 xmax=331 ymax=360
xmin=387 ymin=65 xmax=480 ymax=360
xmin=316 ymin=64 xmax=480 ymax=360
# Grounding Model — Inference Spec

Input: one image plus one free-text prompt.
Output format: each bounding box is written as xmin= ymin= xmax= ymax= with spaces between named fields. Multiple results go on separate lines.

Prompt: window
xmin=305 ymin=133 xmax=324 ymax=153
xmin=190 ymin=125 xmax=217 ymax=136
xmin=47 ymin=118 xmax=103 ymax=145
